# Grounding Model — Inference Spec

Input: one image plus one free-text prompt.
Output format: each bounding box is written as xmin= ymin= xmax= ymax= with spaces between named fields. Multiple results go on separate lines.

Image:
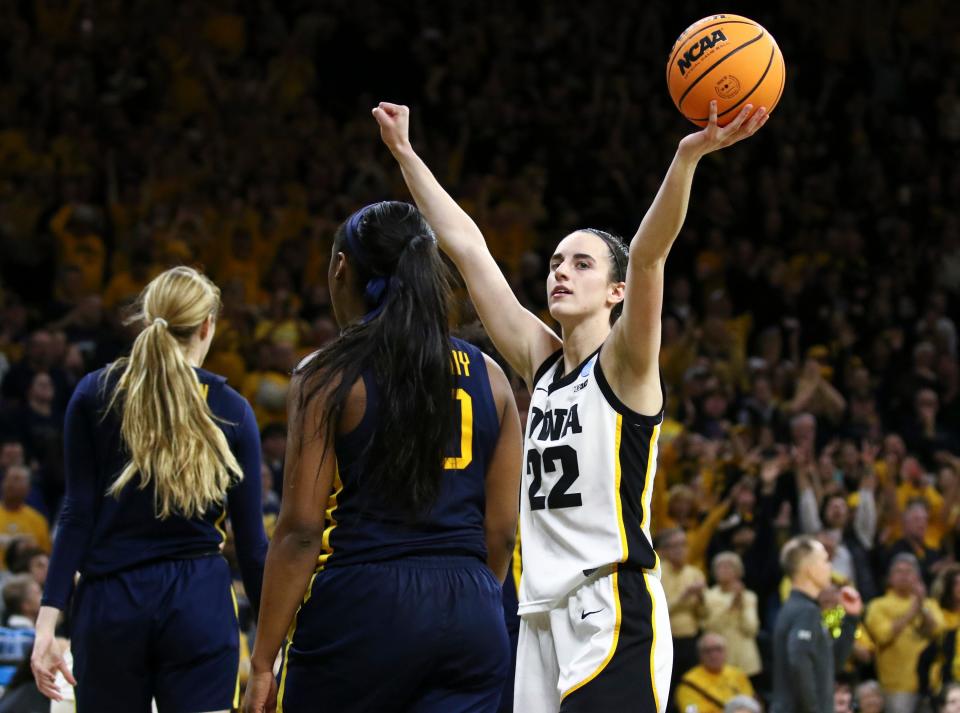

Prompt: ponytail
xmin=297 ymin=202 xmax=455 ymax=516
xmin=105 ymin=266 xmax=242 ymax=519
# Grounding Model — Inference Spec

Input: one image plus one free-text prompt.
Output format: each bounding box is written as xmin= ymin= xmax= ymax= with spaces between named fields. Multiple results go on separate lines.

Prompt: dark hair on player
xmin=296 ymin=201 xmax=455 ymax=516
xmin=577 ymin=228 xmax=629 ymax=325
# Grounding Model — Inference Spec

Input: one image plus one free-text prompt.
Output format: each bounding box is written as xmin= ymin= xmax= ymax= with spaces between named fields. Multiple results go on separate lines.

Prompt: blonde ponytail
xmin=106 ymin=266 xmax=242 ymax=519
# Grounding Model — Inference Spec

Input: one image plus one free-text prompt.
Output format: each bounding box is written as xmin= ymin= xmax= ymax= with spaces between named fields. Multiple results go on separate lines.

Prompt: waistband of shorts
xmin=327 ymin=554 xmax=487 ymax=570
xmin=80 ymin=551 xmax=223 ymax=582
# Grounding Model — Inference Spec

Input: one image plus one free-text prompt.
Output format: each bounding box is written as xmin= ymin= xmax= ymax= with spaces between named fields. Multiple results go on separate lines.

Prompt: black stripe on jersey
xmin=618 ymin=420 xmax=659 ymax=572
xmin=548 ymin=347 xmax=601 ymax=395
xmin=560 ymin=570 xmax=660 ymax=712
xmin=594 ymin=359 xmax=665 ymax=428
xmin=532 ymin=349 xmax=564 ymax=388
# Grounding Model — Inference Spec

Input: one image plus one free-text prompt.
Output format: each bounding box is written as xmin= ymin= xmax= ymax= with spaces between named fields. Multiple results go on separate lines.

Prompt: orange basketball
xmin=666 ymin=14 xmax=785 ymax=127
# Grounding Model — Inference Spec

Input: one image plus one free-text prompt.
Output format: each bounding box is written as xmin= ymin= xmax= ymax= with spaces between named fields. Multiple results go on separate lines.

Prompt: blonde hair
xmin=711 ymin=551 xmax=745 ymax=580
xmin=105 ymin=266 xmax=242 ymax=518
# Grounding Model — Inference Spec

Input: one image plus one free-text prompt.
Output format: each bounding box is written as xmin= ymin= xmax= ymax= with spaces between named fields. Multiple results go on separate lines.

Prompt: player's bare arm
xmin=373 ymin=102 xmax=561 ymax=387
xmin=602 ymin=100 xmax=769 ymax=415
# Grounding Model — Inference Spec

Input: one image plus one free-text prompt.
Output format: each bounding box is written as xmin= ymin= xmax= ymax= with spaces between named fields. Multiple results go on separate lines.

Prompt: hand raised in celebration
xmin=679 ymin=101 xmax=769 ymax=159
xmin=372 ymin=102 xmax=412 ymax=155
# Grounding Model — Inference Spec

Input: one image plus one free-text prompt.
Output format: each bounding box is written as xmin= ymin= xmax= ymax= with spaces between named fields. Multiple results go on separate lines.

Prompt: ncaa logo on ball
xmin=715 ymin=75 xmax=741 ymax=99
xmin=676 ymin=30 xmax=728 ymax=76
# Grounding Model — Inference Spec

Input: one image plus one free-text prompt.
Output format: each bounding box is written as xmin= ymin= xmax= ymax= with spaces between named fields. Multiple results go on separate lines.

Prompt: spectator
xmin=865 ymin=553 xmax=944 ymax=713
xmin=1 ymin=574 xmax=40 ymax=628
xmin=933 ymin=564 xmax=960 ymax=631
xmin=0 ymin=466 xmax=51 ymax=562
xmin=834 ymin=679 xmax=854 ymax=713
xmin=885 ymin=499 xmax=946 ymax=586
xmin=675 ymin=633 xmax=756 ymax=713
xmin=702 ymin=551 xmax=762 ymax=679
xmin=657 ymin=527 xmax=706 ymax=695
xmin=855 ymin=680 xmax=886 ymax=713
xmin=260 ymin=422 xmax=286 ymax=494
xmin=943 ymin=683 xmax=960 ymax=713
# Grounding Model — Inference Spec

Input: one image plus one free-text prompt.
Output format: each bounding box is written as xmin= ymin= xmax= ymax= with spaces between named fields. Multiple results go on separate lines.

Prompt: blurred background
xmin=0 ymin=1 xmax=958 ymax=711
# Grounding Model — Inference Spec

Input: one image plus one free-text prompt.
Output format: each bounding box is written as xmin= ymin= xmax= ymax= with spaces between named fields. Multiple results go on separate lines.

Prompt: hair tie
xmin=153 ymin=317 xmax=168 ymax=329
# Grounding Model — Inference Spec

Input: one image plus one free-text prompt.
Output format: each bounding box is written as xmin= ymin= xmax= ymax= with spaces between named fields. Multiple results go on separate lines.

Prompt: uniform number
xmin=444 ymin=388 xmax=473 ymax=470
xmin=527 ymin=445 xmax=582 ymax=510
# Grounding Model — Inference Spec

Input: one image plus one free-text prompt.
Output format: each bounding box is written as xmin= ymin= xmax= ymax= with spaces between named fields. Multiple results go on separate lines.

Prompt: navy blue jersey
xmin=320 ymin=338 xmax=499 ymax=568
xmin=42 ymin=367 xmax=268 ymax=611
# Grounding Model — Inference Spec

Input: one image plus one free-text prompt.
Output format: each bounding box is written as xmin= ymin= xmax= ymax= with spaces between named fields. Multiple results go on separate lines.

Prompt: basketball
xmin=667 ymin=14 xmax=785 ymax=127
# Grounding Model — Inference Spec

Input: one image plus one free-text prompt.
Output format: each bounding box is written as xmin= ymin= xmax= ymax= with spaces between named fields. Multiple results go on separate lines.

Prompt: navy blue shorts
xmin=277 ymin=556 xmax=510 ymax=713
xmin=71 ymin=555 xmax=239 ymax=713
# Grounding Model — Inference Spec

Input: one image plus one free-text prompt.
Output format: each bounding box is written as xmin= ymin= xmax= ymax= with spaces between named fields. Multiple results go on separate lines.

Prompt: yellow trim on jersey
xmin=276 ymin=570 xmax=319 ymax=713
xmin=199 ymin=383 xmax=209 ymax=401
xmin=511 ymin=523 xmax=523 ymax=593
xmin=560 ymin=569 xmax=622 ymax=701
xmin=643 ymin=572 xmax=662 ymax=711
xmin=230 ymin=585 xmax=241 ymax=709
xmin=613 ymin=415 xmax=628 ymax=561
xmin=213 ymin=508 xmax=228 ymax=547
xmin=317 ymin=464 xmax=343 ymax=568
xmin=639 ymin=424 xmax=660 ymax=535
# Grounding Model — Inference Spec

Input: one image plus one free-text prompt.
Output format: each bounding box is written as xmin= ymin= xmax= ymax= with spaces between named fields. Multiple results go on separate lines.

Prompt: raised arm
xmin=605 ymin=102 xmax=768 ymax=413
xmin=373 ymin=102 xmax=561 ymax=387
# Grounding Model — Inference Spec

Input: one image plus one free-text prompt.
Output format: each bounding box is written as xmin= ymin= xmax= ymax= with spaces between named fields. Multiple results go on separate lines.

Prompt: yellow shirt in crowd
xmin=675 ymin=664 xmax=755 ymax=713
xmin=661 ymin=560 xmax=705 ymax=638
xmin=702 ymin=586 xmax=762 ymax=676
xmin=0 ymin=504 xmax=52 ymax=562
xmin=865 ymin=592 xmax=944 ymax=693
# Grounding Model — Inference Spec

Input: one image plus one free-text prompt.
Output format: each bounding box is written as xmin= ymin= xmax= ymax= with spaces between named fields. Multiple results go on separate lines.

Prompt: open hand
xmin=31 ymin=633 xmax=75 ymax=701
xmin=679 ymin=101 xmax=769 ymax=160
xmin=839 ymin=586 xmax=863 ymax=617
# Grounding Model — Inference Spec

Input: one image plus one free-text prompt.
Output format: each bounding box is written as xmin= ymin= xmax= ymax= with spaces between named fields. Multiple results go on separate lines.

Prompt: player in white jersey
xmin=373 ymin=99 xmax=768 ymax=712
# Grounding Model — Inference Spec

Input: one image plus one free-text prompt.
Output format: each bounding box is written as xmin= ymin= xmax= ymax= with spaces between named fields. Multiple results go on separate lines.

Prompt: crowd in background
xmin=0 ymin=0 xmax=959 ymax=711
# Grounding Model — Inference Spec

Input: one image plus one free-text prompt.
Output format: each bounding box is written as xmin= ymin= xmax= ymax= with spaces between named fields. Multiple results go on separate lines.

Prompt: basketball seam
xmin=771 ymin=48 xmax=786 ymax=110
xmin=667 ymin=19 xmax=759 ymax=82
xmin=677 ymin=28 xmax=765 ymax=111
xmin=685 ymin=44 xmax=776 ymax=122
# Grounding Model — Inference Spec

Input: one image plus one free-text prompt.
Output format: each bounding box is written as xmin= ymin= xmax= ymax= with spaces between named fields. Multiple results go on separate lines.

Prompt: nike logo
xmin=581 ymin=609 xmax=604 ymax=620
xmin=535 ymin=387 xmax=548 ymax=393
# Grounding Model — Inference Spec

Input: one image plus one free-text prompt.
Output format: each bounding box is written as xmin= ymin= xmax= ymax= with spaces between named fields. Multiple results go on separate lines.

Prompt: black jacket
xmin=771 ymin=589 xmax=858 ymax=713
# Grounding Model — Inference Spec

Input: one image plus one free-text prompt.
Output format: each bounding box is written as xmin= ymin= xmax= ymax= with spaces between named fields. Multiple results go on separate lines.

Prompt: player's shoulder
xmin=196 ymin=367 xmax=253 ymax=420
xmin=71 ymin=366 xmax=113 ymax=408
xmin=531 ymin=347 xmax=564 ymax=388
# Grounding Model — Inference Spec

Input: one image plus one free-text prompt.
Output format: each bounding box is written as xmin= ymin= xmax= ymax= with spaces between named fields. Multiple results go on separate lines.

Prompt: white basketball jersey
xmin=518 ymin=348 xmax=663 ymax=614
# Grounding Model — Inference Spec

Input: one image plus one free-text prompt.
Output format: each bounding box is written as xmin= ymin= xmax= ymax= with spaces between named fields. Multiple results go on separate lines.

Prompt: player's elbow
xmin=274 ymin=517 xmax=325 ymax=552
xmin=485 ymin=520 xmax=516 ymax=560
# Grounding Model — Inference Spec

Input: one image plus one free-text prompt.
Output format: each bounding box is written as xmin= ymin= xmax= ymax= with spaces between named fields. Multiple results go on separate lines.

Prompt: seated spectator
xmin=260 ymin=422 xmax=286 ymax=494
xmin=657 ymin=527 xmax=706 ymax=690
xmin=1 ymin=574 xmax=40 ymax=629
xmin=835 ymin=679 xmax=855 ymax=713
xmin=855 ymin=680 xmax=886 ymax=713
xmin=675 ymin=632 xmax=755 ymax=713
xmin=943 ymin=682 xmax=960 ymax=713
xmin=5 ymin=546 xmax=48 ymax=589
xmin=934 ymin=564 xmax=960 ymax=630
xmin=0 ymin=465 xmax=51 ymax=563
xmin=702 ymin=551 xmax=761 ymax=678
xmin=866 ymin=553 xmax=944 ymax=713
